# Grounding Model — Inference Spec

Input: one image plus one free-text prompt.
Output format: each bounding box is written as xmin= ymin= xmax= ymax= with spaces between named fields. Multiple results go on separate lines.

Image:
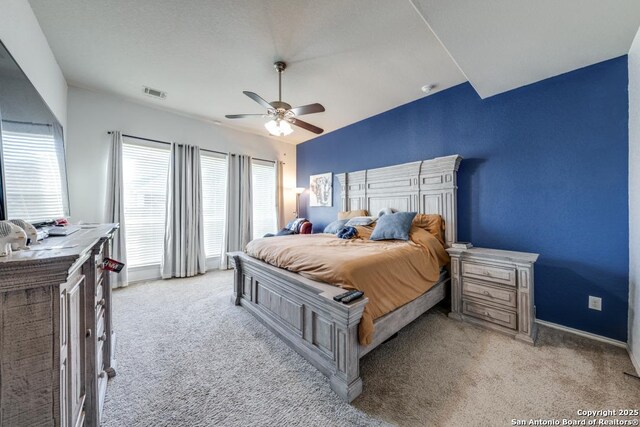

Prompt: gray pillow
xmin=345 ymin=216 xmax=376 ymax=227
xmin=370 ymin=212 xmax=417 ymax=241
xmin=324 ymin=219 xmax=348 ymax=234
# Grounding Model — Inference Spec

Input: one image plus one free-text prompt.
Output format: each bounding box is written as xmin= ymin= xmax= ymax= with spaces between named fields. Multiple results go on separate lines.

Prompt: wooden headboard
xmin=336 ymin=155 xmax=462 ymax=247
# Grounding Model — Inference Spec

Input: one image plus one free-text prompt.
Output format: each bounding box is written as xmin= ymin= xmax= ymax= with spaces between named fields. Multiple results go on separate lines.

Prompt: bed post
xmin=329 ymin=304 xmax=366 ymax=402
xmin=230 ymin=254 xmax=242 ymax=305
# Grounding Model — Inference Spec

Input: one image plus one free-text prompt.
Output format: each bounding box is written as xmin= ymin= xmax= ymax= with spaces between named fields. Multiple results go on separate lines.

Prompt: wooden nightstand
xmin=447 ymin=246 xmax=539 ymax=344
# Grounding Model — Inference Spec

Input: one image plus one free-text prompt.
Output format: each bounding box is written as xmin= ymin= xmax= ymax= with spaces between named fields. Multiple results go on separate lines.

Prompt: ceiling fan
xmin=225 ymin=61 xmax=325 ymax=136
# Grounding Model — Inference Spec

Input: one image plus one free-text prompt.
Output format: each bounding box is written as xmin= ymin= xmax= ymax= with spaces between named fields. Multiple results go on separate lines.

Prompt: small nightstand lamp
xmin=295 ymin=187 xmax=305 ymax=218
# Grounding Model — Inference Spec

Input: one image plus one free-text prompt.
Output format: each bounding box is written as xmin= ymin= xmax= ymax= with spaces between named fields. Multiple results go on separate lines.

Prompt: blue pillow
xmin=370 ymin=212 xmax=417 ymax=241
xmin=324 ymin=219 xmax=348 ymax=234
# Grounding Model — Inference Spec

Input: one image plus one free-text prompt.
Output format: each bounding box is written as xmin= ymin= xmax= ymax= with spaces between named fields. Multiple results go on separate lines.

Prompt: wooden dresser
xmin=447 ymin=247 xmax=539 ymax=344
xmin=0 ymin=224 xmax=118 ymax=426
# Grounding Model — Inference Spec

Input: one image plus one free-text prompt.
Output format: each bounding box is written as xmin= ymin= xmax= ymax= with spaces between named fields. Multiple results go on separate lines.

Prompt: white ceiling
xmin=411 ymin=0 xmax=640 ymax=98
xmin=27 ymin=0 xmax=465 ymax=144
xmin=27 ymin=0 xmax=640 ymax=144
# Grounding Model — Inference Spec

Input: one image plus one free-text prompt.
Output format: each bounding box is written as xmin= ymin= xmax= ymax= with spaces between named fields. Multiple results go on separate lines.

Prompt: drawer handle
xmin=484 ymin=311 xmax=493 ymax=318
xmin=483 ymin=271 xmax=492 ymax=277
xmin=97 ymin=298 xmax=105 ymax=307
xmin=98 ymin=333 xmax=107 ymax=342
xmin=482 ymin=290 xmax=491 ymax=296
xmin=86 ymin=329 xmax=92 ymax=338
xmin=98 ymin=371 xmax=106 ymax=379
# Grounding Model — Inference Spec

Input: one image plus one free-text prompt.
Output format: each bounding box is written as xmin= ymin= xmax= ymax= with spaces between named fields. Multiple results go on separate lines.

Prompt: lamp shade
xmin=265 ymin=119 xmax=293 ymax=136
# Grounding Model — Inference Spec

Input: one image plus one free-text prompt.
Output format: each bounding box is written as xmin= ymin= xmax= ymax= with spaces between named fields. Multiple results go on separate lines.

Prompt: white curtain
xmin=162 ymin=143 xmax=206 ymax=278
xmin=275 ymin=160 xmax=285 ymax=229
xmin=105 ymin=131 xmax=128 ymax=288
xmin=220 ymin=154 xmax=253 ymax=269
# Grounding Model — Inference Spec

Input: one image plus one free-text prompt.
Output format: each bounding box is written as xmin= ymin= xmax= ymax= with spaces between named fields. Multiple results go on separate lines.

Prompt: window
xmin=122 ymin=141 xmax=170 ymax=268
xmin=251 ymin=160 xmax=277 ymax=240
xmin=1 ymin=126 xmax=69 ymax=222
xmin=201 ymin=152 xmax=227 ymax=257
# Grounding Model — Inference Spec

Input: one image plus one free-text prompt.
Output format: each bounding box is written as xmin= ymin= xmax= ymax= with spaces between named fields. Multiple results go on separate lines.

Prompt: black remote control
xmin=340 ymin=291 xmax=364 ymax=303
xmin=333 ymin=290 xmax=358 ymax=302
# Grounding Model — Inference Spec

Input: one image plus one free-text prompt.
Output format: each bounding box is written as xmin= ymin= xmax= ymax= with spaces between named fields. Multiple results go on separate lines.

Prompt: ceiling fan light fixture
xmin=265 ymin=119 xmax=293 ymax=136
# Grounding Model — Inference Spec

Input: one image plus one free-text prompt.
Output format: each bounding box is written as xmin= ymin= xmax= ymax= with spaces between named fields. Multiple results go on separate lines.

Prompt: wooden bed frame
xmin=229 ymin=154 xmax=462 ymax=402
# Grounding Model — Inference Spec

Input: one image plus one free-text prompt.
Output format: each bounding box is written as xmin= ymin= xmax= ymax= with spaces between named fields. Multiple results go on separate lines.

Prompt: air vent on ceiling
xmin=143 ymin=86 xmax=167 ymax=100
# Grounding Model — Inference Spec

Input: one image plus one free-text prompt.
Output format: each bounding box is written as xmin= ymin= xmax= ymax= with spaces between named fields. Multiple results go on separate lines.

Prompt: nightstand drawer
xmin=462 ymin=279 xmax=517 ymax=308
xmin=462 ymin=299 xmax=517 ymax=329
xmin=462 ymin=261 xmax=516 ymax=287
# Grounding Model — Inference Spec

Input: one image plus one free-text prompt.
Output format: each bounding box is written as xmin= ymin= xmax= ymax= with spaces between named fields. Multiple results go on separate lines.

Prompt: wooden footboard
xmin=229 ymin=252 xmax=449 ymax=402
xmin=229 ymin=252 xmax=368 ymax=402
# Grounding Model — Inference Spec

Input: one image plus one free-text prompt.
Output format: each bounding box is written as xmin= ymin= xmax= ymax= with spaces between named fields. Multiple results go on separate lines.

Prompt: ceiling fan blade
xmin=289 ymin=118 xmax=324 ymax=134
xmin=243 ymin=91 xmax=273 ymax=110
xmin=225 ymin=114 xmax=266 ymax=119
xmin=289 ymin=103 xmax=325 ymax=116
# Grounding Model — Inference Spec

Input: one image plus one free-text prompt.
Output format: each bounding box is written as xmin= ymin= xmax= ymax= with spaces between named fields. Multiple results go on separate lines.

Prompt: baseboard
xmin=126 ymin=256 xmax=223 ymax=285
xmin=535 ymin=319 xmax=627 ymax=348
xmin=628 ymin=345 xmax=640 ymax=375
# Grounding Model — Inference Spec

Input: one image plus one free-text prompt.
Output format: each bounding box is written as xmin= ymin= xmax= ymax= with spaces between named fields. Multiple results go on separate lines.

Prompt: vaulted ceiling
xmin=28 ymin=0 xmax=640 ymax=144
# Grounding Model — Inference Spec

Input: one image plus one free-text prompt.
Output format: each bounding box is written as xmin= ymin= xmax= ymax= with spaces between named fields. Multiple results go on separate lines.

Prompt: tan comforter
xmin=245 ymin=226 xmax=449 ymax=345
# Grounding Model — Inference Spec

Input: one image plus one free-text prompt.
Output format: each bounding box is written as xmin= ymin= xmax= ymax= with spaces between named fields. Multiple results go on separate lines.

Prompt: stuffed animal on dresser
xmin=0 ymin=221 xmax=28 ymax=256
xmin=8 ymin=219 xmax=39 ymax=245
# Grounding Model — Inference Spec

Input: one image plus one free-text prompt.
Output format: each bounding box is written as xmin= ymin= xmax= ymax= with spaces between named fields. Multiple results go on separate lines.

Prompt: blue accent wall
xmin=296 ymin=56 xmax=629 ymax=341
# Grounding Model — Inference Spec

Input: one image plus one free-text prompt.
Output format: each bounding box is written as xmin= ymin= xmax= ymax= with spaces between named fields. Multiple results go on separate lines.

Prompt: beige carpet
xmin=102 ymin=271 xmax=639 ymax=426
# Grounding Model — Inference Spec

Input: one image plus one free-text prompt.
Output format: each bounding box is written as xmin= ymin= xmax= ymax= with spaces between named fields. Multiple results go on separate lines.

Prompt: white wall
xmin=66 ymin=85 xmax=297 ymax=225
xmin=0 ymin=0 xmax=67 ymax=128
xmin=629 ymin=28 xmax=640 ymax=374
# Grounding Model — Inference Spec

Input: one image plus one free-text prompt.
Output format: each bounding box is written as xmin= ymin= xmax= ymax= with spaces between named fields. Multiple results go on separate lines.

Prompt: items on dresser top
xmin=46 ymin=224 xmax=81 ymax=236
xmin=447 ymin=246 xmax=539 ymax=344
xmin=0 ymin=220 xmax=28 ymax=255
xmin=451 ymin=242 xmax=473 ymax=249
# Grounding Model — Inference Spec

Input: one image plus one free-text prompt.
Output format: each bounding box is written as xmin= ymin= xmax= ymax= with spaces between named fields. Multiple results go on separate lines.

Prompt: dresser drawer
xmin=462 ymin=278 xmax=517 ymax=308
xmin=462 ymin=261 xmax=516 ymax=287
xmin=462 ymin=299 xmax=517 ymax=330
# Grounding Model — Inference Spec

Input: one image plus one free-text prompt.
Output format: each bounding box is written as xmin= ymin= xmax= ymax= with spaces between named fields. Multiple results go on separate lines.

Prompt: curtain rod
xmin=106 ymin=131 xmax=279 ymax=164
xmin=2 ymin=119 xmax=52 ymax=127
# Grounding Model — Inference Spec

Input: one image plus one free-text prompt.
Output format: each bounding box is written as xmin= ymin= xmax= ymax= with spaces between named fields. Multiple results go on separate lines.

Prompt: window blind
xmin=201 ymin=152 xmax=227 ymax=257
xmin=2 ymin=128 xmax=68 ymax=222
xmin=122 ymin=141 xmax=170 ymax=268
xmin=252 ymin=160 xmax=277 ymax=240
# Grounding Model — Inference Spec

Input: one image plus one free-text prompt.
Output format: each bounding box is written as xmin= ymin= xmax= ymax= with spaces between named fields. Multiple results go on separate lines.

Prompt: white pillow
xmin=345 ymin=216 xmax=376 ymax=227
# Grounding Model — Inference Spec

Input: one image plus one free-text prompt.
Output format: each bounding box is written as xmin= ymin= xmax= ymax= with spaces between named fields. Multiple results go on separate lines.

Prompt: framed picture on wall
xmin=309 ymin=172 xmax=332 ymax=207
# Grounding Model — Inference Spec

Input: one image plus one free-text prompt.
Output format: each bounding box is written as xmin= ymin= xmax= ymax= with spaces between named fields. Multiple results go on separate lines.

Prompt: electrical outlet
xmin=588 ymin=296 xmax=602 ymax=311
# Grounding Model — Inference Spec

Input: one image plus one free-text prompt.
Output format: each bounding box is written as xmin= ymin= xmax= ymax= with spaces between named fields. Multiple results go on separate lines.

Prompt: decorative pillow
xmin=345 ymin=216 xmax=376 ymax=227
xmin=377 ymin=207 xmax=395 ymax=218
xmin=324 ymin=219 xmax=349 ymax=234
xmin=337 ymin=209 xmax=368 ymax=220
xmin=370 ymin=212 xmax=417 ymax=241
xmin=412 ymin=214 xmax=446 ymax=246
